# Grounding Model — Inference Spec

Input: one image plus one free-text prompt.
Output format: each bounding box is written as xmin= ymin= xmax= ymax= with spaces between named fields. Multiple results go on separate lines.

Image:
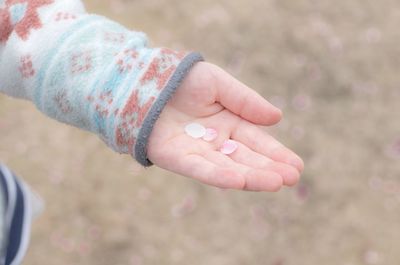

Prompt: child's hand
xmin=147 ymin=62 xmax=303 ymax=192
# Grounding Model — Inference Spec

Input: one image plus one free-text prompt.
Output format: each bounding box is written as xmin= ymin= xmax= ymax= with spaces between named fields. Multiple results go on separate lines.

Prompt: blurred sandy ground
xmin=1 ymin=0 xmax=400 ymax=264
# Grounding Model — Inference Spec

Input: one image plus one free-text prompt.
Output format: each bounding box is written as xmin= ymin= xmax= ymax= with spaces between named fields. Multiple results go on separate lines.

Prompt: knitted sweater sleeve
xmin=0 ymin=0 xmax=203 ymax=166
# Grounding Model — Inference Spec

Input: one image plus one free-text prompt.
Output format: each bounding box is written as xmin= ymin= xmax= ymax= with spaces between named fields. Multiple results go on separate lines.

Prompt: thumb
xmin=210 ymin=63 xmax=282 ymax=125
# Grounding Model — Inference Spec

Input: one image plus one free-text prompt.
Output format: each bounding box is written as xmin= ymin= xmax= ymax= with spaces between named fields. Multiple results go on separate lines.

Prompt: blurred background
xmin=1 ymin=0 xmax=400 ymax=264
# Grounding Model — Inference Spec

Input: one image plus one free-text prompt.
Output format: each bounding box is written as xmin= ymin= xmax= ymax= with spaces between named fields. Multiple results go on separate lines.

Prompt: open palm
xmin=147 ymin=62 xmax=303 ymax=192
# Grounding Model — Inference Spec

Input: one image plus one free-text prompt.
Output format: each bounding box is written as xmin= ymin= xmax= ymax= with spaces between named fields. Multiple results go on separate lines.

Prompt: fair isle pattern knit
xmin=0 ymin=0 xmax=203 ymax=166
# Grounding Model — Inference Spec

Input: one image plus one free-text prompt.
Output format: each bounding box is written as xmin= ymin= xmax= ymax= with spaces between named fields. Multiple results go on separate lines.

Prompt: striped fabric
xmin=0 ymin=164 xmax=37 ymax=265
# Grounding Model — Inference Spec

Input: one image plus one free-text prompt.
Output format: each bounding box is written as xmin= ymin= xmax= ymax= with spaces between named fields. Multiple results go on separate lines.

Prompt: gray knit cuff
xmin=135 ymin=52 xmax=204 ymax=166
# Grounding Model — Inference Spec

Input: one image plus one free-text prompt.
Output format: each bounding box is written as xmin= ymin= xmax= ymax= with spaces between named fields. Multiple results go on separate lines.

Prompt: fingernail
xmin=289 ymin=157 xmax=304 ymax=172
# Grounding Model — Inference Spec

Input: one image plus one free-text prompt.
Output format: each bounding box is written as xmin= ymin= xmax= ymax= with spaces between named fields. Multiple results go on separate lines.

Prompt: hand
xmin=147 ymin=62 xmax=304 ymax=192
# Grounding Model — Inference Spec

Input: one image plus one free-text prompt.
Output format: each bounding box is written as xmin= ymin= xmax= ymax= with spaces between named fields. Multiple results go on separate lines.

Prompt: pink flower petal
xmin=220 ymin=140 xmax=238 ymax=155
xmin=202 ymin=128 xmax=218 ymax=142
xmin=184 ymin=123 xmax=206 ymax=139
